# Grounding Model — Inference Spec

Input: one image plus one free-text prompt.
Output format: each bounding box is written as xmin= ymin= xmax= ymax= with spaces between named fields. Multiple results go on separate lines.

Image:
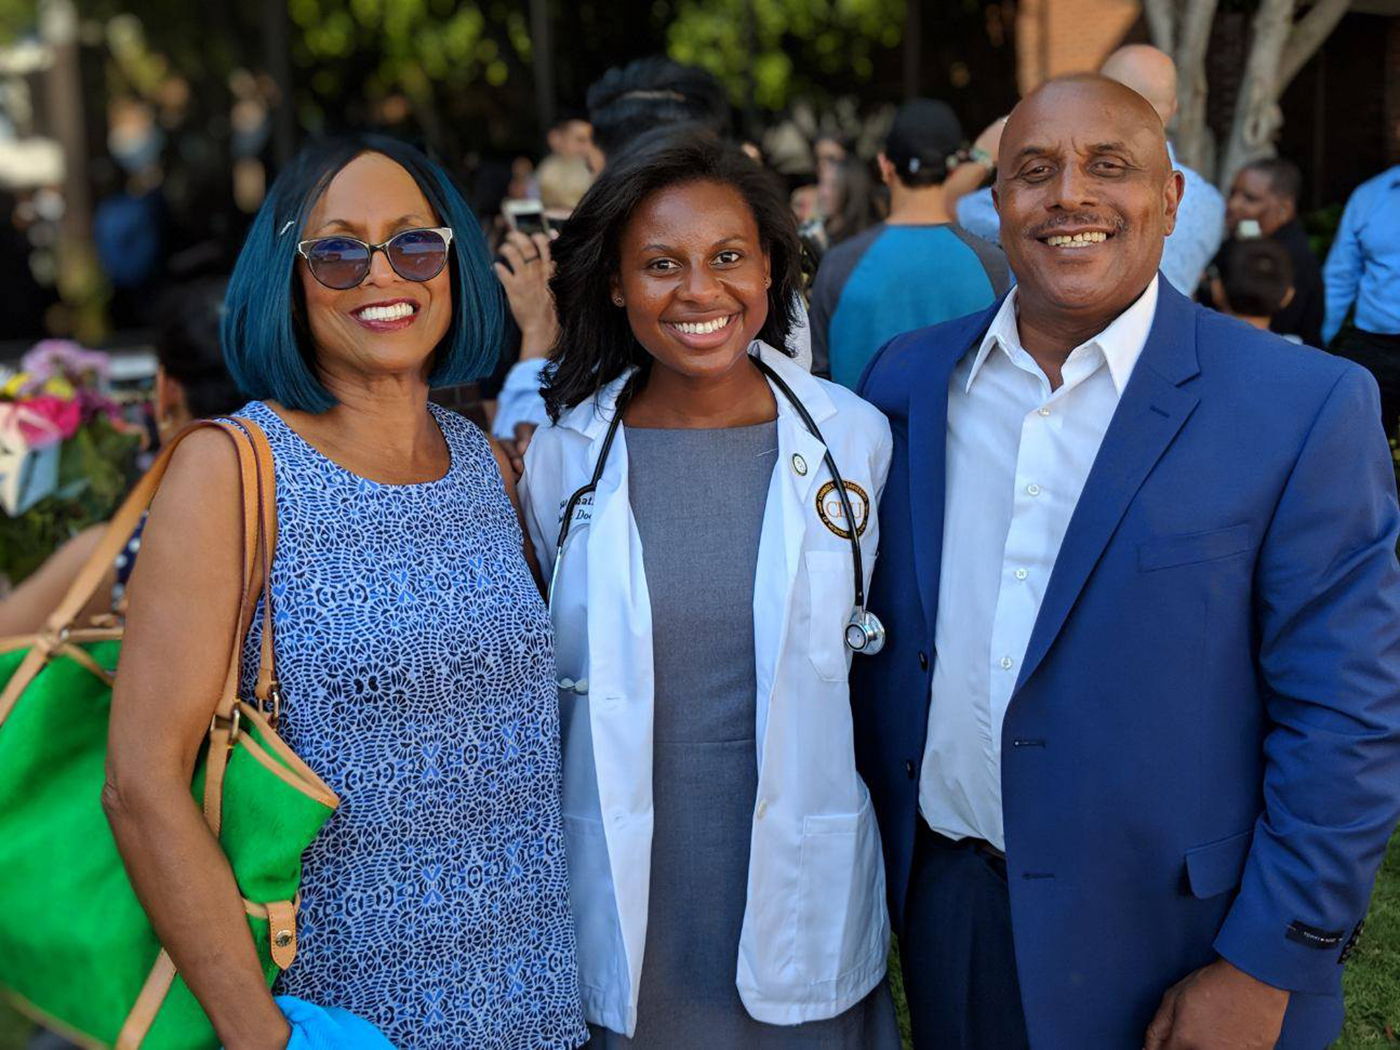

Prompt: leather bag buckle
xmin=266 ymin=681 xmax=282 ymax=728
xmin=210 ymin=707 xmax=242 ymax=748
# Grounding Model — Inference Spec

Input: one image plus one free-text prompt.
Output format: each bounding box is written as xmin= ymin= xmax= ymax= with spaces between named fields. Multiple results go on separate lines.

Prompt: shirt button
xmin=1038 ymin=406 xmax=1052 ymax=417
xmin=611 ymin=811 xmax=626 ymax=827
xmin=1014 ymin=568 xmax=1028 ymax=581
xmin=1026 ymin=483 xmax=1042 ymax=497
xmin=1000 ymin=656 xmax=1014 ymax=670
xmin=756 ymin=799 xmax=769 ymax=819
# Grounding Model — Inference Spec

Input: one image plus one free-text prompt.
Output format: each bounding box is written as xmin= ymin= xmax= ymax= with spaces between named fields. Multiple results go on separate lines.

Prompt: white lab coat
xmin=519 ymin=342 xmax=894 ymax=1035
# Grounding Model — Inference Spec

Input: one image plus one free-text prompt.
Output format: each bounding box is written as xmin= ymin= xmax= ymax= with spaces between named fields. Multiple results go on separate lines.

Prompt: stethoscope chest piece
xmin=845 ymin=609 xmax=886 ymax=655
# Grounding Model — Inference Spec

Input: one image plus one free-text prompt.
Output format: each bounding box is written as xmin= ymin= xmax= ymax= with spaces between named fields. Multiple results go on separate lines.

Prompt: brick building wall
xmin=1014 ymin=0 xmax=1141 ymax=94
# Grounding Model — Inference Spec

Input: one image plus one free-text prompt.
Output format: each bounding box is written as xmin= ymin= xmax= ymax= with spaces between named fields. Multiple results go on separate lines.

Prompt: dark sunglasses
xmin=296 ymin=226 xmax=454 ymax=290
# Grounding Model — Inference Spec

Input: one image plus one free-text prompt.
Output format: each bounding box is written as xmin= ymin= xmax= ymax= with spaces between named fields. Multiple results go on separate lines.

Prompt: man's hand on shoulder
xmin=1144 ymin=958 xmax=1289 ymax=1050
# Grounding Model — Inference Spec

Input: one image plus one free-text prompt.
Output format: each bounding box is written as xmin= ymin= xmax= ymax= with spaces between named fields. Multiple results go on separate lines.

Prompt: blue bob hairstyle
xmin=222 ymin=133 xmax=502 ymax=413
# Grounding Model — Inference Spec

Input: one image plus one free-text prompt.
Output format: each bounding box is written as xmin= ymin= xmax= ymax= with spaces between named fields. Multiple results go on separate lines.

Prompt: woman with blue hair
xmin=104 ymin=135 xmax=588 ymax=1049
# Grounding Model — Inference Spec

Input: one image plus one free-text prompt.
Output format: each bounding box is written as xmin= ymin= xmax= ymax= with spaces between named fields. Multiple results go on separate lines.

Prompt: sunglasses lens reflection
xmin=306 ymin=237 xmax=371 ymax=289
xmin=388 ymin=229 xmax=449 ymax=282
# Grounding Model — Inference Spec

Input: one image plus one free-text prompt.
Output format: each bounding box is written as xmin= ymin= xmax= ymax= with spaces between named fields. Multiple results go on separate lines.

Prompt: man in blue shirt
xmin=948 ymin=45 xmax=1225 ymax=297
xmin=1324 ymin=163 xmax=1400 ymax=434
xmin=809 ymin=99 xmax=1009 ymax=389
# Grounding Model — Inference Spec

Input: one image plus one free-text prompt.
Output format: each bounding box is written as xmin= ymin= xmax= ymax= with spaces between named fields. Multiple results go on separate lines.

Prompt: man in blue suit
xmin=854 ymin=74 xmax=1400 ymax=1049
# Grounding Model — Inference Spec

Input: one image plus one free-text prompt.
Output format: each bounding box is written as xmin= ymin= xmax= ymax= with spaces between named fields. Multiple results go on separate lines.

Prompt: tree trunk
xmin=1143 ymin=0 xmax=1177 ymax=55
xmin=1219 ymin=0 xmax=1293 ymax=189
xmin=40 ymin=0 xmax=108 ymax=342
xmin=1176 ymin=0 xmax=1219 ymax=176
xmin=1217 ymin=0 xmax=1350 ymax=191
xmin=1145 ymin=0 xmax=1219 ymax=177
xmin=1278 ymin=0 xmax=1350 ymax=92
xmin=1149 ymin=0 xmax=1350 ymax=189
xmin=529 ymin=0 xmax=555 ymax=142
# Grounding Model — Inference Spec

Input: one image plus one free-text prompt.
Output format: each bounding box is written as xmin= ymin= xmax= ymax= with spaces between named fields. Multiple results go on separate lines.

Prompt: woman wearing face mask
xmin=520 ymin=128 xmax=900 ymax=1048
xmin=104 ymin=135 xmax=588 ymax=1049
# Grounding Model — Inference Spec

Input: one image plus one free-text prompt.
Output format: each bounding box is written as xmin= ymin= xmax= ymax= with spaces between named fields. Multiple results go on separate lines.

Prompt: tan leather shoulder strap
xmin=201 ymin=418 xmax=277 ymax=834
xmin=231 ymin=418 xmax=279 ymax=708
xmin=114 ymin=951 xmax=176 ymax=1050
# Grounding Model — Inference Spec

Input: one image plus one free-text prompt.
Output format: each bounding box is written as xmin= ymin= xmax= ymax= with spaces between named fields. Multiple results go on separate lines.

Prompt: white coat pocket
xmin=794 ymin=792 xmax=886 ymax=986
xmin=805 ymin=549 xmax=852 ymax=683
xmin=562 ymin=813 xmax=627 ymax=996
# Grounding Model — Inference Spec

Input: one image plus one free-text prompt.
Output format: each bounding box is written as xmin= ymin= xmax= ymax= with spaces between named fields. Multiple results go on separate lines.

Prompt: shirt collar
xmin=966 ymin=276 xmax=1160 ymax=396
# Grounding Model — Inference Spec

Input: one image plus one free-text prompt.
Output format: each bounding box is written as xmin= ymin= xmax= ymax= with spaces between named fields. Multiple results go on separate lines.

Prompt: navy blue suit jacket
xmin=853 ymin=281 xmax=1400 ymax=1048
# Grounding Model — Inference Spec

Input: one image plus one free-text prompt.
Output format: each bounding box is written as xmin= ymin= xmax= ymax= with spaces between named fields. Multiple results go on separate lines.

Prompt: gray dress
xmin=587 ymin=422 xmax=900 ymax=1049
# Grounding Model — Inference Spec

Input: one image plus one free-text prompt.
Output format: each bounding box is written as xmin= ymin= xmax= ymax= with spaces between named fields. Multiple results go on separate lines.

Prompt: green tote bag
xmin=0 ymin=418 xmax=338 ymax=1049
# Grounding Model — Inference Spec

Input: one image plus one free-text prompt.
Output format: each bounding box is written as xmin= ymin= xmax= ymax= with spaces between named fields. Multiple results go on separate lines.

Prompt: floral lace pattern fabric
xmin=233 ymin=400 xmax=586 ymax=1050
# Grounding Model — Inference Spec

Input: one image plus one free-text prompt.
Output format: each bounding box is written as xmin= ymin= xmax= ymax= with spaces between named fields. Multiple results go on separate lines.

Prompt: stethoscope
xmin=547 ymin=356 xmax=887 ymax=656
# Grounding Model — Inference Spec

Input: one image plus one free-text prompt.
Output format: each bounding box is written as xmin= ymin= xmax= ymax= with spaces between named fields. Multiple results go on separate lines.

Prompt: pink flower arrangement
xmin=13 ymin=395 xmax=83 ymax=447
xmin=2 ymin=340 xmax=126 ymax=437
xmin=18 ymin=340 xmax=111 ymax=392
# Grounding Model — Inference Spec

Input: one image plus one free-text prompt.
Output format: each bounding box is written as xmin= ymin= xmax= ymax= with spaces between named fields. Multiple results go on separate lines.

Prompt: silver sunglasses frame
xmin=295 ymin=226 xmax=454 ymax=288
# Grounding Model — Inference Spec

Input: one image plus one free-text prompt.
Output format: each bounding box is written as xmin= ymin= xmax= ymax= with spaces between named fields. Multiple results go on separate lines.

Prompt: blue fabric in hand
xmin=276 ymin=996 xmax=397 ymax=1049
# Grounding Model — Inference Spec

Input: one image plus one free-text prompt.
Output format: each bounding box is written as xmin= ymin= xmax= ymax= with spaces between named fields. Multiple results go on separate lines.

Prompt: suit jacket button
xmin=918 ymin=651 xmax=928 ymax=670
xmin=905 ymin=760 xmax=916 ymax=779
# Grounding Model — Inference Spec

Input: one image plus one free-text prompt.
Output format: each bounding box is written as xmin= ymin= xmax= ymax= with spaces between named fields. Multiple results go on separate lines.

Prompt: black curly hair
xmin=586 ymin=56 xmax=731 ymax=161
xmin=542 ymin=126 xmax=801 ymax=422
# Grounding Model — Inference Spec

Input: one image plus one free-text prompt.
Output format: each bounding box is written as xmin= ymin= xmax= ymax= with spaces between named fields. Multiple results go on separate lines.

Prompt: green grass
xmin=1338 ymin=829 xmax=1400 ymax=1047
xmin=1 ymin=832 xmax=1395 ymax=1050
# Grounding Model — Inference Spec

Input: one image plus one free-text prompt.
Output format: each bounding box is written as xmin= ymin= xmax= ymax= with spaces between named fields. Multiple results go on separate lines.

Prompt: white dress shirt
xmin=919 ymin=277 xmax=1160 ymax=850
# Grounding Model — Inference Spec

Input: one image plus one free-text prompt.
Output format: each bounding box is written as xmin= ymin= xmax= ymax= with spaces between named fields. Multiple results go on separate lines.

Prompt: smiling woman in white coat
xmin=518 ymin=128 xmax=901 ymax=1049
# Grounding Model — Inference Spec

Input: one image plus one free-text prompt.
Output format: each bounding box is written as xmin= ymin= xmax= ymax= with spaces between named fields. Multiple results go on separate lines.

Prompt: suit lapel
xmin=1014 ymin=280 xmax=1202 ymax=694
xmin=908 ymin=301 xmax=1003 ymax=646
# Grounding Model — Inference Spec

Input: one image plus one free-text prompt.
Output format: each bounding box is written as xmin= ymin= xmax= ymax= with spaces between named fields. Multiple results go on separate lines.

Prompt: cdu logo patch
xmin=815 ymin=480 xmax=870 ymax=539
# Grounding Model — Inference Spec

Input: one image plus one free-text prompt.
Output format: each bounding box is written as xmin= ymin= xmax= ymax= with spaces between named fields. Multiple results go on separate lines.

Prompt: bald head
xmin=1100 ymin=44 xmax=1178 ymax=127
xmin=1000 ymin=74 xmax=1171 ymax=179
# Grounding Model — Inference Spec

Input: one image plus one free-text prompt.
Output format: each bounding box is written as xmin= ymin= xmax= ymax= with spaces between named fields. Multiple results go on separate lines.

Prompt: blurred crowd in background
xmin=2 ymin=0 xmax=1400 ymax=584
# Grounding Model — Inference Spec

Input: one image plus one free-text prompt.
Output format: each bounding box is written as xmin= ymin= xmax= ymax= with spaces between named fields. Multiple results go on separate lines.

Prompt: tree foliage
xmin=666 ymin=0 xmax=905 ymax=112
xmin=289 ymin=0 xmax=525 ymax=109
xmin=0 ymin=0 xmax=32 ymax=44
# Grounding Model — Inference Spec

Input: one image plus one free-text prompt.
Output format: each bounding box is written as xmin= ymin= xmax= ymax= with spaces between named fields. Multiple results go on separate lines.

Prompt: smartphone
xmin=502 ymin=199 xmax=551 ymax=236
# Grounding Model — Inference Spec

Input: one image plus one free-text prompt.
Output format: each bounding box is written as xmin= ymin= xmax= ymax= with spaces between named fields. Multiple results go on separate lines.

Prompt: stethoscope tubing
xmin=547 ymin=358 xmax=875 ymax=644
xmin=750 ymin=357 xmax=867 ymax=612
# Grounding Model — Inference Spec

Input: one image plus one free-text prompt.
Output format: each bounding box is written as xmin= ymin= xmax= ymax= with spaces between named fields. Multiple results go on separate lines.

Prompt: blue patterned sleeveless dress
xmin=232 ymin=400 xmax=587 ymax=1050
